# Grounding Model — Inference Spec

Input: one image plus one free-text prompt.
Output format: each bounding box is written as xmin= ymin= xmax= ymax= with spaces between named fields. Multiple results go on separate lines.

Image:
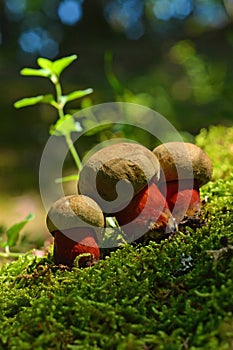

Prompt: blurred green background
xmin=0 ymin=0 xmax=233 ymax=240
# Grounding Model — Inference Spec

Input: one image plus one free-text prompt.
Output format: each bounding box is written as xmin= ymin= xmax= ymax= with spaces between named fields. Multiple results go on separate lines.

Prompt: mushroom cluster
xmin=46 ymin=141 xmax=212 ymax=268
xmin=78 ymin=142 xmax=176 ymax=242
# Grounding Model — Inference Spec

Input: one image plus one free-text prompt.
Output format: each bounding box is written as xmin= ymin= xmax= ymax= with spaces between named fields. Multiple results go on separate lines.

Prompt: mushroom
xmin=78 ymin=142 xmax=176 ymax=243
xmin=153 ymin=142 xmax=213 ymax=223
xmin=46 ymin=194 xmax=105 ymax=268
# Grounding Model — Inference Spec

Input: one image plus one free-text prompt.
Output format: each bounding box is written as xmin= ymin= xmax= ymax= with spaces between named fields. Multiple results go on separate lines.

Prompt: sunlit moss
xmin=196 ymin=125 xmax=233 ymax=180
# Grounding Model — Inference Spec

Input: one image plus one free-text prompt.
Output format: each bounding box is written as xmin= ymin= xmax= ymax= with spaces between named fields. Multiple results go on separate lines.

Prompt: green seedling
xmin=14 ymin=54 xmax=119 ymax=238
xmin=0 ymin=213 xmax=34 ymax=258
xmin=14 ymin=54 xmax=93 ymax=178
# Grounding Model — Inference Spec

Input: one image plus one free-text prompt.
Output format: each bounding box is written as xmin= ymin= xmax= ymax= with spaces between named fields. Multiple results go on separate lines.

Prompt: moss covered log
xmin=0 ymin=125 xmax=233 ymax=350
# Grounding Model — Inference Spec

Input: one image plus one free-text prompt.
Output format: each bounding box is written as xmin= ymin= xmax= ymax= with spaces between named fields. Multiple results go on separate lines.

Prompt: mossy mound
xmin=195 ymin=125 xmax=233 ymax=180
xmin=0 ymin=125 xmax=233 ymax=350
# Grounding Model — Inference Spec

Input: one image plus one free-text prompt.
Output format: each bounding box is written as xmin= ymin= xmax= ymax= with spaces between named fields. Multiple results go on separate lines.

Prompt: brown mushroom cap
xmin=46 ymin=195 xmax=105 ymax=240
xmin=153 ymin=142 xmax=213 ymax=186
xmin=78 ymin=142 xmax=160 ymax=206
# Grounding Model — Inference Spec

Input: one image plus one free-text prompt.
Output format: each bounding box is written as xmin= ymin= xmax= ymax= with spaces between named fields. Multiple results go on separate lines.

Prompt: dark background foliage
xmin=0 ymin=0 xmax=233 ymax=196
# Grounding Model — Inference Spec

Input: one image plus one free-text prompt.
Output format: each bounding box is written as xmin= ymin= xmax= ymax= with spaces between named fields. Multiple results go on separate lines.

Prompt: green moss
xmin=0 ymin=125 xmax=233 ymax=350
xmin=195 ymin=125 xmax=233 ymax=180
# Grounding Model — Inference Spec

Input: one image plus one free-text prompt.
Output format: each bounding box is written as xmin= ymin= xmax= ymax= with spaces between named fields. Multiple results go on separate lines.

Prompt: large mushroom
xmin=46 ymin=194 xmax=105 ymax=267
xmin=78 ymin=142 xmax=176 ymax=243
xmin=153 ymin=142 xmax=213 ymax=222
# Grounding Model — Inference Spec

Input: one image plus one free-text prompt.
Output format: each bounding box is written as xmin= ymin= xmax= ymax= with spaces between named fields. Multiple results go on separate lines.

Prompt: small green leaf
xmin=14 ymin=96 xmax=46 ymax=108
xmin=5 ymin=213 xmax=35 ymax=248
xmin=51 ymin=54 xmax=78 ymax=77
xmin=14 ymin=94 xmax=55 ymax=108
xmin=50 ymin=114 xmax=83 ymax=136
xmin=66 ymin=88 xmax=93 ymax=102
xmin=55 ymin=174 xmax=79 ymax=183
xmin=41 ymin=94 xmax=56 ymax=104
xmin=37 ymin=57 xmax=53 ymax=70
xmin=81 ymin=96 xmax=93 ymax=109
xmin=20 ymin=68 xmax=50 ymax=78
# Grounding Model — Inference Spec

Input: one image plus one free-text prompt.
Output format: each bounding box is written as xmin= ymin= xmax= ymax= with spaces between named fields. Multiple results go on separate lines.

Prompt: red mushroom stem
xmin=158 ymin=179 xmax=201 ymax=219
xmin=115 ymin=181 xmax=176 ymax=241
xmin=53 ymin=228 xmax=100 ymax=268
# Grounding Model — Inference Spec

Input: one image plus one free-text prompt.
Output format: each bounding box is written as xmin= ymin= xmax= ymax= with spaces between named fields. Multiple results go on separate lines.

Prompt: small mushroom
xmin=46 ymin=195 xmax=105 ymax=268
xmin=78 ymin=142 xmax=176 ymax=242
xmin=153 ymin=142 xmax=213 ymax=222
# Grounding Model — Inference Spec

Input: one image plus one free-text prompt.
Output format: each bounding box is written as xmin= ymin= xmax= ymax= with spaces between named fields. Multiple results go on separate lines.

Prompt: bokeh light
xmin=172 ymin=0 xmax=193 ymax=19
xmin=153 ymin=0 xmax=173 ymax=20
xmin=58 ymin=0 xmax=83 ymax=25
xmin=193 ymin=2 xmax=229 ymax=28
xmin=18 ymin=28 xmax=59 ymax=58
xmin=153 ymin=0 xmax=193 ymax=21
xmin=5 ymin=0 xmax=26 ymax=20
xmin=104 ymin=0 xmax=145 ymax=39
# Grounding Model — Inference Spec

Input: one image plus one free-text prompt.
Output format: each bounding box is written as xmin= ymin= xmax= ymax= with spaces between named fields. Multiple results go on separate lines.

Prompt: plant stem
xmin=54 ymin=78 xmax=83 ymax=171
xmin=4 ymin=245 xmax=21 ymax=257
xmin=65 ymin=134 xmax=83 ymax=170
xmin=54 ymin=80 xmax=65 ymax=119
xmin=0 ymin=251 xmax=23 ymax=258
